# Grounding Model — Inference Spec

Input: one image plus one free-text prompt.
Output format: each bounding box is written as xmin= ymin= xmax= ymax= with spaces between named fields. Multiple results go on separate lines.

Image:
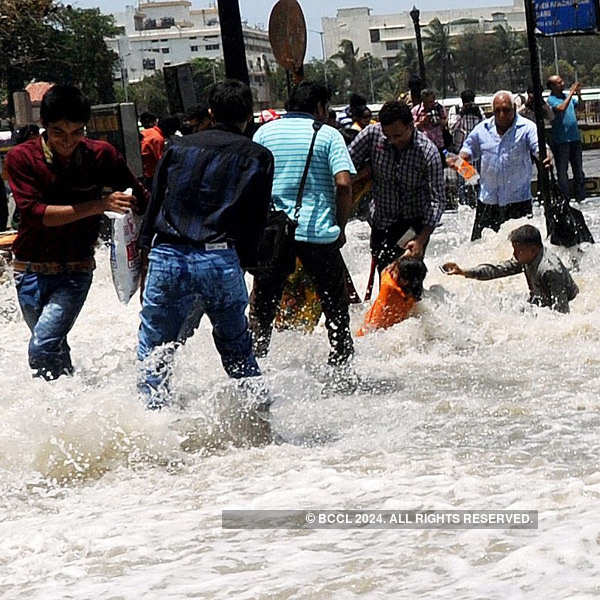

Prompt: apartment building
xmin=106 ymin=1 xmax=276 ymax=105
xmin=322 ymin=0 xmax=526 ymax=69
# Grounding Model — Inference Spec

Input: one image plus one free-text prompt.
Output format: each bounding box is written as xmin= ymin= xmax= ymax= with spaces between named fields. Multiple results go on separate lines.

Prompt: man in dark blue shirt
xmin=138 ymin=80 xmax=274 ymax=416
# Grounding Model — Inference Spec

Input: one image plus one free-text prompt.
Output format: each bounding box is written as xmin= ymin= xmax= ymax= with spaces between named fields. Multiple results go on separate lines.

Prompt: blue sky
xmin=74 ymin=0 xmax=511 ymax=58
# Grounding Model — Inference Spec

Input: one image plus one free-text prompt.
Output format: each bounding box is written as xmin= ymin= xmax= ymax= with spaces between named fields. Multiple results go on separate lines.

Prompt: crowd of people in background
xmin=0 ymin=72 xmax=591 ymax=437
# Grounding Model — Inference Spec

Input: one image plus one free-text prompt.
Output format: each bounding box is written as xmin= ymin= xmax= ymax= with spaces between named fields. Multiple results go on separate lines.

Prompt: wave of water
xmin=1 ymin=204 xmax=599 ymax=599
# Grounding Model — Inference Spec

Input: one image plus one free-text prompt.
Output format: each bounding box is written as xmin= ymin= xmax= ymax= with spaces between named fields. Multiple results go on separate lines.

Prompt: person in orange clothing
xmin=357 ymin=257 xmax=427 ymax=336
xmin=140 ymin=116 xmax=179 ymax=188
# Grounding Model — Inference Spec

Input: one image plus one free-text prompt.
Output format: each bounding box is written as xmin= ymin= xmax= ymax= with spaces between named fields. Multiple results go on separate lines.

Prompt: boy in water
xmin=443 ymin=224 xmax=578 ymax=313
xmin=357 ymin=257 xmax=428 ymax=335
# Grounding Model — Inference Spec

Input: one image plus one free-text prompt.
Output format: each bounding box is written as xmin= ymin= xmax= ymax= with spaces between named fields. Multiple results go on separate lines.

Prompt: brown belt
xmin=12 ymin=258 xmax=96 ymax=274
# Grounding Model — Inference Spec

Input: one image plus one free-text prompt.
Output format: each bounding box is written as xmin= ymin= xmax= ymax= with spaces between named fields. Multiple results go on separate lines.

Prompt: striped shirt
xmin=253 ymin=113 xmax=356 ymax=244
xmin=348 ymin=124 xmax=445 ymax=229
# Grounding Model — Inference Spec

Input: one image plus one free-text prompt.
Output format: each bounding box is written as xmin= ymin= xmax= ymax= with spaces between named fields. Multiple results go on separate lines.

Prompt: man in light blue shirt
xmin=547 ymin=75 xmax=585 ymax=203
xmin=458 ymin=90 xmax=543 ymax=241
xmin=250 ymin=81 xmax=356 ymax=367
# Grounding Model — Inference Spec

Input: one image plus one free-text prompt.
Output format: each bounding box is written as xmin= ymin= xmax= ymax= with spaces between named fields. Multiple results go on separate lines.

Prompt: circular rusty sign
xmin=269 ymin=0 xmax=307 ymax=73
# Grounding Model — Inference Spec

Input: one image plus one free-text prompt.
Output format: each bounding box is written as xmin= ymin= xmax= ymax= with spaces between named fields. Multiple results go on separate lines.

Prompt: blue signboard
xmin=534 ymin=0 xmax=600 ymax=35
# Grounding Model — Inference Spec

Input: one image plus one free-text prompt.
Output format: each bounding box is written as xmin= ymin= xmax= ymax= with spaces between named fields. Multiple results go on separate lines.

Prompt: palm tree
xmin=397 ymin=42 xmax=419 ymax=75
xmin=422 ymin=17 xmax=455 ymax=98
xmin=493 ymin=24 xmax=528 ymax=90
xmin=332 ymin=39 xmax=361 ymax=93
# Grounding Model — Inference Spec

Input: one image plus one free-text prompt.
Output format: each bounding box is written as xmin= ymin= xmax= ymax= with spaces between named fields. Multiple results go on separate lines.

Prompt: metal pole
xmin=410 ymin=6 xmax=426 ymax=84
xmin=368 ymin=55 xmax=375 ymax=103
xmin=217 ymin=0 xmax=250 ymax=85
xmin=524 ymin=0 xmax=550 ymax=210
xmin=320 ymin=32 xmax=328 ymax=88
xmin=121 ymin=57 xmax=129 ymax=103
xmin=553 ymin=37 xmax=559 ymax=74
xmin=309 ymin=29 xmax=328 ymax=88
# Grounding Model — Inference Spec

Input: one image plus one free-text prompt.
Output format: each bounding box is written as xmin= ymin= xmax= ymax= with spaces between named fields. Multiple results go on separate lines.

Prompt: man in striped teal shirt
xmin=250 ymin=81 xmax=356 ymax=367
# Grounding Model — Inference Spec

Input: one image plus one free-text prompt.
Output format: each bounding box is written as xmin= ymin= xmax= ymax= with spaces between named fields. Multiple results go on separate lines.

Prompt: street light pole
xmin=553 ymin=37 xmax=559 ymax=74
xmin=524 ymin=0 xmax=550 ymax=212
xmin=120 ymin=57 xmax=129 ymax=102
xmin=319 ymin=31 xmax=328 ymax=89
xmin=409 ymin=5 xmax=426 ymax=84
xmin=309 ymin=29 xmax=328 ymax=88
xmin=367 ymin=54 xmax=375 ymax=104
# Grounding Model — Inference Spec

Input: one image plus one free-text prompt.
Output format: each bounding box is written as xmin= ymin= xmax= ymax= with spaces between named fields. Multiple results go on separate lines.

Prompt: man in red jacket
xmin=5 ymin=85 xmax=147 ymax=380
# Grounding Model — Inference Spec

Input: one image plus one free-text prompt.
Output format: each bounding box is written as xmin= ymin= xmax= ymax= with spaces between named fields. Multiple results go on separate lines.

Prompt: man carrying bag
xmin=250 ymin=81 xmax=355 ymax=367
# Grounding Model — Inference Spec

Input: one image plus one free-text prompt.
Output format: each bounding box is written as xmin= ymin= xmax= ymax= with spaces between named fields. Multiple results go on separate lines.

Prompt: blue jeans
xmin=554 ymin=141 xmax=586 ymax=202
xmin=137 ymin=244 xmax=260 ymax=408
xmin=14 ymin=271 xmax=93 ymax=380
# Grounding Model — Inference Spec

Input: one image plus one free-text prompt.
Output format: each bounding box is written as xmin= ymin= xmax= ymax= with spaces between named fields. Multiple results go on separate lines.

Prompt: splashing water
xmin=1 ymin=203 xmax=599 ymax=599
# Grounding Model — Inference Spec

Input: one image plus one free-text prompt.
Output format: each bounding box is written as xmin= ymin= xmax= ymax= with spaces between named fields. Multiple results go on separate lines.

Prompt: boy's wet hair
xmin=509 ymin=224 xmax=542 ymax=247
xmin=397 ymin=257 xmax=428 ymax=301
xmin=140 ymin=111 xmax=157 ymax=128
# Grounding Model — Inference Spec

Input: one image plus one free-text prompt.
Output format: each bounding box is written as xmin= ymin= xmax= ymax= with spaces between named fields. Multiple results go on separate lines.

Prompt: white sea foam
xmin=1 ymin=205 xmax=599 ymax=599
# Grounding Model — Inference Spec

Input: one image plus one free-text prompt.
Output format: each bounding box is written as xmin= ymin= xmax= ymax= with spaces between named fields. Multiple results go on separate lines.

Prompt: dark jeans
xmin=370 ymin=219 xmax=425 ymax=273
xmin=14 ymin=271 xmax=93 ymax=380
xmin=249 ymin=241 xmax=353 ymax=366
xmin=138 ymin=244 xmax=260 ymax=408
xmin=554 ymin=141 xmax=586 ymax=202
xmin=471 ymin=199 xmax=532 ymax=241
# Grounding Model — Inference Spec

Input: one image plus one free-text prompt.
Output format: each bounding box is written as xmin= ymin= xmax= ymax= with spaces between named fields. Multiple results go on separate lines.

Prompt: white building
xmin=322 ymin=0 xmax=526 ymax=69
xmin=106 ymin=1 xmax=276 ymax=106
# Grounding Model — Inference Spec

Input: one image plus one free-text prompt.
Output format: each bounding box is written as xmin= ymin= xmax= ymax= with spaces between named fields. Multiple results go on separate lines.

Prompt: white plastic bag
xmin=105 ymin=188 xmax=143 ymax=304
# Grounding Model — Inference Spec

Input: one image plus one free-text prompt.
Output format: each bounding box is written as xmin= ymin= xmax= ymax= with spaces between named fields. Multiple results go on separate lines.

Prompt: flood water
xmin=1 ymin=203 xmax=599 ymax=599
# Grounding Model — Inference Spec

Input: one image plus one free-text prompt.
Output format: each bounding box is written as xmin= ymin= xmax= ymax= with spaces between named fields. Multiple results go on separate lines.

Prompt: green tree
xmin=454 ymin=28 xmax=499 ymax=92
xmin=303 ymin=58 xmax=346 ymax=104
xmin=50 ymin=6 xmax=120 ymax=103
xmin=492 ymin=25 xmax=528 ymax=91
xmin=0 ymin=1 xmax=120 ymax=106
xmin=396 ymin=43 xmax=418 ymax=76
xmin=422 ymin=17 xmax=455 ymax=97
xmin=264 ymin=62 xmax=288 ymax=107
xmin=125 ymin=72 xmax=168 ymax=115
xmin=332 ymin=39 xmax=362 ymax=96
xmin=0 ymin=0 xmax=59 ymax=103
xmin=190 ymin=57 xmax=225 ymax=100
xmin=357 ymin=53 xmax=387 ymax=103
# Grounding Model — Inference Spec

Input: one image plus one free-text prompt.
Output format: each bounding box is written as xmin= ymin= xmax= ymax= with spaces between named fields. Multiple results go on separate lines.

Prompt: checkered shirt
xmin=348 ymin=124 xmax=445 ymax=229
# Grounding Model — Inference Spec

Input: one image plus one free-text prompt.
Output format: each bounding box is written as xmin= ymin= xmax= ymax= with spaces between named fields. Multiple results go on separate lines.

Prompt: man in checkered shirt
xmin=348 ymin=101 xmax=445 ymax=272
